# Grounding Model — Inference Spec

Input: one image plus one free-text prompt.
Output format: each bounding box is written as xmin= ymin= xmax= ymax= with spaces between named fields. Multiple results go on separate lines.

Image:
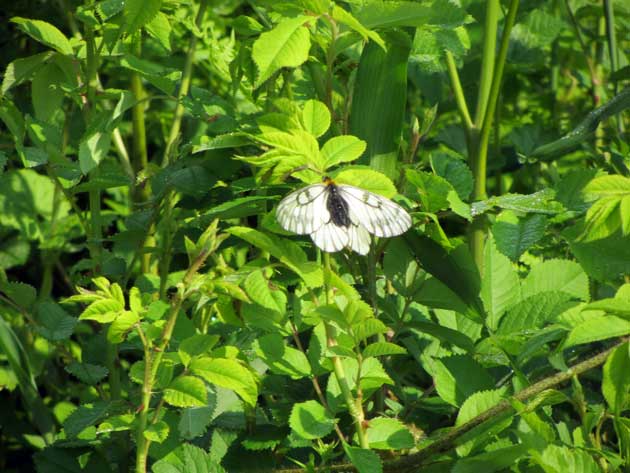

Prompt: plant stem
xmin=474 ymin=0 xmax=500 ymax=128
xmin=469 ymin=0 xmax=520 ymax=269
xmin=162 ymin=0 xmax=208 ymax=167
xmin=323 ymin=253 xmax=369 ymax=449
xmin=445 ymin=51 xmax=473 ymax=132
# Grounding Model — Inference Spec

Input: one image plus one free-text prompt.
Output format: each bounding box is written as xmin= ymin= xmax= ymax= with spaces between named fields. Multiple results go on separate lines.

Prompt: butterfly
xmin=276 ymin=177 xmax=412 ymax=255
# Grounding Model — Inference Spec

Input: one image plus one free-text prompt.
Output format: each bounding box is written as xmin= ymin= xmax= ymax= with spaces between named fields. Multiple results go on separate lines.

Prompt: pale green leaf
xmin=189 ymin=357 xmax=258 ymax=407
xmin=521 ymin=259 xmax=590 ymax=301
xmin=79 ymin=298 xmax=124 ymax=323
xmin=602 ymin=342 xmax=630 ymax=412
xmin=123 ymin=0 xmax=162 ymax=35
xmin=563 ymin=315 xmax=630 ymax=348
xmin=163 ymin=376 xmax=207 ymax=408
xmin=334 ymin=167 xmax=397 ymax=198
xmin=498 ymin=292 xmax=574 ymax=334
xmin=362 ymin=342 xmax=407 ymax=357
xmin=144 ymin=420 xmax=169 ymax=443
xmin=302 ymin=99 xmax=330 ymax=137
xmin=365 ymin=417 xmax=414 ymax=450
xmin=321 ymin=136 xmax=366 ymax=169
xmin=11 ymin=17 xmax=73 ymax=55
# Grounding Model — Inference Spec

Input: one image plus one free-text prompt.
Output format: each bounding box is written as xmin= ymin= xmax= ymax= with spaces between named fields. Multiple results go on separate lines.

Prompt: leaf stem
xmin=161 ymin=0 xmax=208 ymax=167
xmin=445 ymin=51 xmax=473 ymax=132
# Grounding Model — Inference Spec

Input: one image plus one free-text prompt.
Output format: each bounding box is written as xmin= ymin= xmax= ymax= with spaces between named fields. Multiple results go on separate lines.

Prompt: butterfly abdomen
xmin=326 ymin=183 xmax=351 ymax=227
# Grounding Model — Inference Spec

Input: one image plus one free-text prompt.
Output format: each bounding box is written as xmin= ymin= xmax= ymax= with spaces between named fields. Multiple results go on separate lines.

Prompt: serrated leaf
xmin=521 ymin=259 xmax=590 ymax=301
xmin=406 ymin=169 xmax=452 ymax=212
xmin=365 ymin=417 xmax=414 ymax=450
xmin=11 ymin=17 xmax=73 ymax=55
xmin=189 ymin=357 xmax=258 ymax=407
xmin=123 ymin=0 xmax=162 ymax=35
xmin=79 ymin=298 xmax=124 ymax=323
xmin=163 ymin=376 xmax=207 ymax=408
xmin=179 ymin=400 xmax=216 ymax=440
xmin=178 ymin=334 xmax=220 ymax=367
xmin=289 ymin=400 xmax=335 ymax=439
xmin=63 ymin=402 xmax=111 ymax=438
xmin=244 ymin=269 xmax=285 ymax=313
xmin=0 ymin=281 xmax=37 ymax=308
xmin=480 ymin=236 xmax=521 ymax=330
xmin=255 ymin=333 xmax=311 ymax=379
xmin=252 ymin=17 xmax=311 ymax=87
xmin=362 ymin=342 xmax=407 ymax=357
xmin=144 ymin=420 xmax=169 ymax=443
xmin=533 ymin=444 xmax=600 ymax=473
xmin=498 ymin=292 xmax=574 ymax=334
xmin=563 ymin=315 xmax=630 ymax=348
xmin=343 ymin=444 xmax=383 ymax=473
xmin=433 ymin=355 xmax=495 ymax=407
xmin=602 ymin=342 xmax=630 ymax=412
xmin=357 ymin=0 xmax=467 ymax=29
xmin=107 ymin=310 xmax=139 ymax=343
xmin=332 ymin=5 xmax=385 ymax=50
xmin=492 ymin=211 xmax=548 ymax=261
xmin=65 ymin=362 xmax=108 ymax=385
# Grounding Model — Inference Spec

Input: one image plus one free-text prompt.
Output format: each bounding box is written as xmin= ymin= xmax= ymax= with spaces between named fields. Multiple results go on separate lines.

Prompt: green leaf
xmin=333 ymin=167 xmax=397 ymax=198
xmin=144 ymin=420 xmax=169 ymax=443
xmin=602 ymin=342 xmax=630 ymax=412
xmin=584 ymin=174 xmax=630 ymax=197
xmin=255 ymin=333 xmax=311 ymax=379
xmin=453 ymin=444 xmax=529 ymax=473
xmin=406 ymin=169 xmax=452 ymax=213
xmin=11 ymin=17 xmax=73 ymax=55
xmin=63 ymin=401 xmax=111 ymax=438
xmin=344 ymin=444 xmax=383 ymax=473
xmin=79 ymin=298 xmax=124 ymax=323
xmin=480 ymin=236 xmax=521 ymax=330
xmin=431 ymin=153 xmax=473 ymax=200
xmin=37 ymin=302 xmax=77 ymax=342
xmin=302 ymin=99 xmax=330 ymax=137
xmin=586 ymin=298 xmax=630 ymax=320
xmin=521 ymin=259 xmax=590 ymax=301
xmin=289 ymin=400 xmax=335 ymax=439
xmin=365 ymin=417 xmax=414 ymax=450
xmin=189 ymin=357 xmax=258 ymax=407
xmin=252 ymin=16 xmax=311 ymax=88
xmin=179 ymin=402 xmax=216 ymax=440
xmin=533 ymin=444 xmax=600 ymax=473
xmin=349 ymin=30 xmax=411 ymax=180
xmin=2 ymin=51 xmax=53 ymax=95
xmin=407 ymin=235 xmax=484 ymax=321
xmin=123 ymin=0 xmax=162 ymax=35
xmin=356 ymin=0 xmax=467 ymax=29
xmin=31 ymin=62 xmax=66 ymax=122
xmin=332 ymin=5 xmax=385 ymax=50
xmin=472 ymin=189 xmax=563 ymax=215
xmin=563 ymin=315 xmax=630 ymax=348
xmin=227 ymin=227 xmax=323 ymax=288
xmin=362 ymin=342 xmax=407 ymax=357
xmin=403 ymin=319 xmax=475 ymax=352
xmin=79 ymin=131 xmax=112 ymax=175
xmin=163 ymin=376 xmax=207 ymax=408
xmin=492 ymin=211 xmax=548 ymax=261
xmin=65 ymin=362 xmax=108 ymax=385
xmin=145 ymin=11 xmax=172 ymax=51
xmin=321 ymin=135 xmax=366 ymax=169
xmin=433 ymin=355 xmax=495 ymax=407
xmin=0 ymin=281 xmax=37 ymax=308
xmin=455 ymin=388 xmax=511 ymax=457
xmin=244 ymin=270 xmax=286 ymax=313
xmin=178 ymin=334 xmax=220 ymax=367
xmin=498 ymin=292 xmax=574 ymax=334
xmin=153 ymin=444 xmax=223 ymax=473
xmin=107 ymin=310 xmax=139 ymax=343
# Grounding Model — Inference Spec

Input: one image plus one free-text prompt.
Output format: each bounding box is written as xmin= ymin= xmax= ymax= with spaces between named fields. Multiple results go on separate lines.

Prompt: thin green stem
xmin=445 ymin=51 xmax=473 ymax=132
xmin=323 ymin=253 xmax=369 ymax=449
xmin=162 ymin=0 xmax=208 ymax=167
xmin=474 ymin=0 xmax=500 ymax=128
xmin=603 ymin=0 xmax=624 ymax=133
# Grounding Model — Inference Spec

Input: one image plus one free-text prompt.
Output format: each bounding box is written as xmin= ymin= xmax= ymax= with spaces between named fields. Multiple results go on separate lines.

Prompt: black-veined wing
xmin=276 ymin=183 xmax=329 ymax=235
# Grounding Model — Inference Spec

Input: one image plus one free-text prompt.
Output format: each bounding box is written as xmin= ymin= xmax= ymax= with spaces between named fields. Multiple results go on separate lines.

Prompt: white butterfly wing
xmin=310 ymin=220 xmax=349 ymax=253
xmin=347 ymin=223 xmax=371 ymax=255
xmin=339 ymin=185 xmax=412 ymax=237
xmin=276 ymin=184 xmax=329 ymax=235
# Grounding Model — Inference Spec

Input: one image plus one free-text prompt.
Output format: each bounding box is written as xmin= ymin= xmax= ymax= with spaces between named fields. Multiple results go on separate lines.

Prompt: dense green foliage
xmin=1 ymin=0 xmax=630 ymax=472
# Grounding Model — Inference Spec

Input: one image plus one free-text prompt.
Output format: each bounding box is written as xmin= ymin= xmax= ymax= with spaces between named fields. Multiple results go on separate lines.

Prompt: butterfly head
xmin=322 ymin=176 xmax=335 ymax=186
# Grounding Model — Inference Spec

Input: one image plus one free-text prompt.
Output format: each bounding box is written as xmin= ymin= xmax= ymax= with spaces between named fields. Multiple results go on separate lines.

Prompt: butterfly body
xmin=276 ymin=177 xmax=412 ymax=255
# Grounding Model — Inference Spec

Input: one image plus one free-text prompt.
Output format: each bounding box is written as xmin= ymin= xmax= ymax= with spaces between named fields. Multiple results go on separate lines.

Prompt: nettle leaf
xmin=252 ymin=16 xmax=311 ymax=88
xmin=144 ymin=420 xmax=170 ymax=443
xmin=289 ymin=400 xmax=335 ymax=439
xmin=11 ymin=17 xmax=73 ymax=55
xmin=189 ymin=357 xmax=258 ymax=407
xmin=431 ymin=154 xmax=472 ymax=200
xmin=433 ymin=355 xmax=495 ymax=407
xmin=65 ymin=362 xmax=108 ymax=385
xmin=163 ymin=375 xmax=207 ymax=408
xmin=480 ymin=236 xmax=521 ymax=330
xmin=492 ymin=211 xmax=548 ymax=261
xmin=602 ymin=342 xmax=630 ymax=412
xmin=255 ymin=333 xmax=311 ymax=379
xmin=333 ymin=167 xmax=397 ymax=198
xmin=302 ymin=99 xmax=330 ymax=137
xmin=563 ymin=315 xmax=630 ymax=349
xmin=321 ymin=136 xmax=367 ymax=169
xmin=521 ymin=259 xmax=590 ymax=301
xmin=344 ymin=444 xmax=383 ymax=473
xmin=365 ymin=417 xmax=414 ymax=450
